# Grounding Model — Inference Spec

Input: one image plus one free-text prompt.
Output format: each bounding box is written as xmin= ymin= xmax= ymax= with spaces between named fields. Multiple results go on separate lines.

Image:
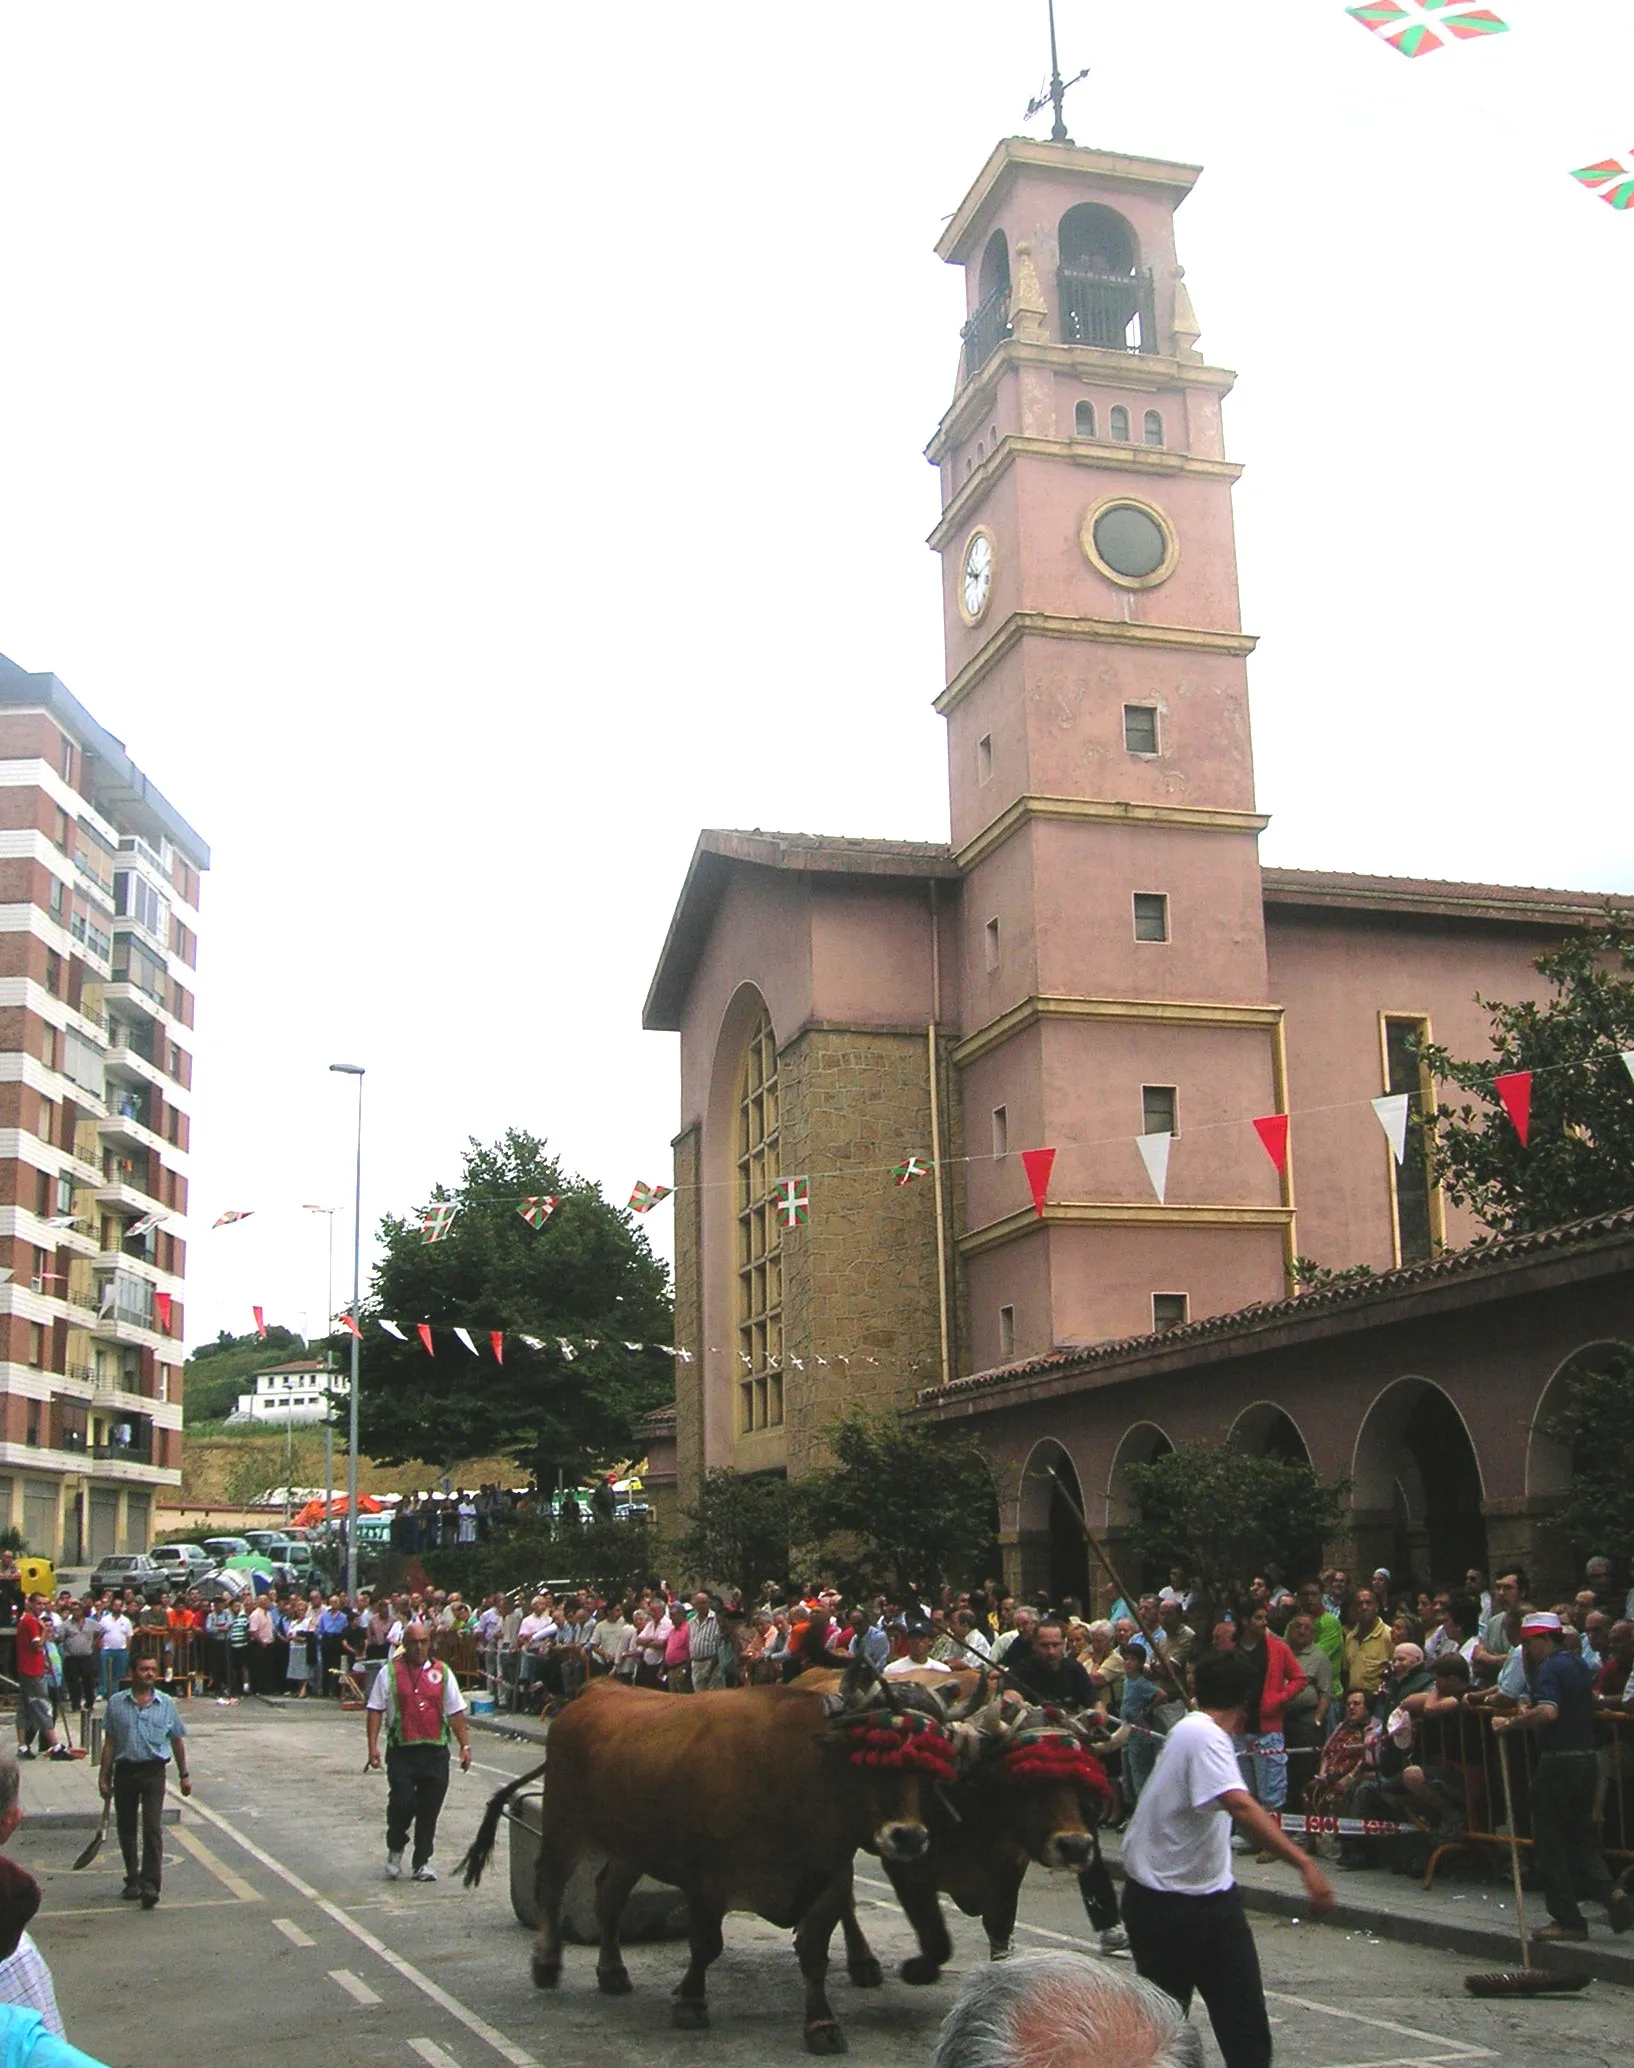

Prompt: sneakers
xmin=1098 ymin=1927 xmax=1129 ymax=1954
xmin=140 ymin=1886 xmax=160 ymax=1910
xmin=412 ymin=1863 xmax=437 ymax=1883
xmin=1608 ymin=1886 xmax=1632 ymax=1936
xmin=1531 ymin=1920 xmax=1588 ymax=1943
xmin=385 ymin=1850 xmax=404 ymax=1881
xmin=121 ymin=1882 xmax=140 ymax=1902
xmin=48 ymin=1746 xmax=73 ymax=1762
xmin=15 ymin=1750 xmax=34 ymax=1762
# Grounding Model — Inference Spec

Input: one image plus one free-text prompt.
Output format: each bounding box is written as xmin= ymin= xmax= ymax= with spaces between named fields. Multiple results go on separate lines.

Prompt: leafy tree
xmin=672 ymin=1468 xmax=801 ymax=1598
xmin=1119 ymin=1440 xmax=1348 ymax=1621
xmin=1532 ymin=1351 xmax=1634 ymax=1569
xmin=184 ymin=1325 xmax=308 ymax=1424
xmin=358 ymin=1130 xmax=673 ymax=1490
xmin=223 ymin=1440 xmax=283 ymax=1508
xmin=1290 ymin=1255 xmax=1376 ymax=1295
xmin=417 ymin=1512 xmax=659 ymax=1601
xmin=802 ymin=1409 xmax=1001 ymax=1602
xmin=1417 ymin=918 xmax=1634 ymax=1238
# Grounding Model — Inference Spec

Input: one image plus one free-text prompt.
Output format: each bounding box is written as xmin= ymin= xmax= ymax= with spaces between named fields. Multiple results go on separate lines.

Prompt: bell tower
xmin=927 ymin=136 xmax=1292 ymax=1367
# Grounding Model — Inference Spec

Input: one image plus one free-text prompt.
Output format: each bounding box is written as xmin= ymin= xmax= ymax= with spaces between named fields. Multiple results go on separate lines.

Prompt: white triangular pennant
xmin=1136 ymin=1131 xmax=1172 ymax=1205
xmin=453 ymin=1326 xmax=479 ymax=1357
xmin=377 ymin=1319 xmax=408 ymax=1341
xmin=1372 ymin=1093 xmax=1411 ymax=1166
xmin=1622 ymin=1051 xmax=1634 ymax=1089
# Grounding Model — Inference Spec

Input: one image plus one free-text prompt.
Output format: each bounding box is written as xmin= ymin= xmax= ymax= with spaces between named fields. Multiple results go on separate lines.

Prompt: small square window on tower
xmin=1142 ymin=1085 xmax=1178 ymax=1136
xmin=1133 ymin=893 xmax=1170 ymax=942
xmin=984 ymin=917 xmax=1001 ymax=971
xmin=1123 ymin=704 xmax=1159 ymax=755
xmin=1152 ymin=1293 xmax=1189 ymax=1331
xmin=977 ymin=733 xmax=993 ymax=784
xmin=992 ymin=1105 xmax=1009 ymax=1159
xmin=998 ymin=1305 xmax=1015 ymax=1360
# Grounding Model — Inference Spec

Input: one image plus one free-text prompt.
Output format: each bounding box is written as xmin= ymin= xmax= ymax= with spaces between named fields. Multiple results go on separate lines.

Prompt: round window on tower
xmin=1079 ymin=496 xmax=1178 ymax=590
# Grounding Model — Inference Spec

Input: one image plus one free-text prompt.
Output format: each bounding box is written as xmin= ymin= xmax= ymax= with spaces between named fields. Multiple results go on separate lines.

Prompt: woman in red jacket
xmin=1232 ymin=1602 xmax=1308 ymax=1826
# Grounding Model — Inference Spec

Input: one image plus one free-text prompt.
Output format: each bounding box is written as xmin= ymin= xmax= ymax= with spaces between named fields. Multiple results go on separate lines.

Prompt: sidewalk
xmin=16 ymin=1738 xmax=179 ymax=1832
xmin=1101 ymin=1827 xmax=1634 ymax=1989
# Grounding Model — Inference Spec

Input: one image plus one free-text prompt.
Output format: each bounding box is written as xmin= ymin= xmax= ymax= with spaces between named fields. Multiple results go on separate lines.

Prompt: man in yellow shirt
xmin=1341 ymin=1588 xmax=1393 ymax=1698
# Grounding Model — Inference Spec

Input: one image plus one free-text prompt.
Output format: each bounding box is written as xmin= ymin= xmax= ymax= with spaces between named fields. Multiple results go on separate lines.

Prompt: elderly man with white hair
xmin=932 ymin=1951 xmax=1202 ymax=2068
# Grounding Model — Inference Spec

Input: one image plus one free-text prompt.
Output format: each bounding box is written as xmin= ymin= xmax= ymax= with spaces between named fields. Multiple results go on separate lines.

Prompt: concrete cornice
xmin=928 ymin=353 xmax=1236 ymax=466
xmin=937 ymin=614 xmax=1258 ymax=717
xmin=927 ymin=434 xmax=1242 ymax=549
xmin=957 ymin=794 xmax=1269 ymax=872
xmin=952 ymin=993 xmax=1282 ymax=1070
xmin=937 ymin=138 xmax=1204 ymax=264
xmin=960 ymin=1199 xmax=1293 ymax=1259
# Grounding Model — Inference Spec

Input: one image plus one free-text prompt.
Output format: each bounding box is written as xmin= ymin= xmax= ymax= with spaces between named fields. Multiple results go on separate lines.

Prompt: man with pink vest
xmin=365 ymin=1623 xmax=472 ymax=1881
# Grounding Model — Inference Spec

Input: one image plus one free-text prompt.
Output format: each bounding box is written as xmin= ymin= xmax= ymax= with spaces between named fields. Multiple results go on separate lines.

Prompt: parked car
xmin=89 ymin=1553 xmax=159 ymax=1598
xmin=243 ymin=1531 xmax=293 ymax=1558
xmin=201 ymin=1536 xmax=252 ymax=1563
xmin=151 ymin=1544 xmax=215 ymax=1585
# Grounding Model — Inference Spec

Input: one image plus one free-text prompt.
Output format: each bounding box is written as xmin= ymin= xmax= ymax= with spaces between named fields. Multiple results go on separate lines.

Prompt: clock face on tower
xmin=959 ymin=527 xmax=994 ymax=625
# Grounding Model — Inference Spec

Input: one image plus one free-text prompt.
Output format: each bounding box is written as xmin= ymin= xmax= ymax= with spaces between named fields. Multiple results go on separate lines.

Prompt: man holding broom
xmin=97 ymin=1655 xmax=189 ymax=1909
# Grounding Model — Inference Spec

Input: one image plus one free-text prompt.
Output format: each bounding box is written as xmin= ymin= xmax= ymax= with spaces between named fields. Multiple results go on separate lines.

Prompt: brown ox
xmin=458 ymin=1662 xmax=950 ymax=2053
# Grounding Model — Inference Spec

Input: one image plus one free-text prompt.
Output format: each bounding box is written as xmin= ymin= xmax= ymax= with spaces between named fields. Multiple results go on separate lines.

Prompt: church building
xmin=643 ymin=132 xmax=1625 ymax=1593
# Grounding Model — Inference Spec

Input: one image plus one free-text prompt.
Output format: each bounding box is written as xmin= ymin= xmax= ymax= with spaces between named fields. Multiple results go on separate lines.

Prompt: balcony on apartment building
xmin=46 ymin=1402 xmax=154 ymax=1467
xmin=95 ymin=1151 xmax=165 ymax=1217
xmin=89 ymin=1269 xmax=163 ymax=1348
xmin=100 ymin=1086 xmax=170 ymax=1161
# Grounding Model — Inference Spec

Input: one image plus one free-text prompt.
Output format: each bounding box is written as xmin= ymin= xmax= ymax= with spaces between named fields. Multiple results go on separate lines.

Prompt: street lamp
xmin=329 ymin=1064 xmax=365 ymax=1596
xmin=302 ymin=1203 xmax=337 ymax=1554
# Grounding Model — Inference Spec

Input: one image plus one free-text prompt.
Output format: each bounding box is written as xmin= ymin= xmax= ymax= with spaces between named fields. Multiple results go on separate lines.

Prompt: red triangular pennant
xmin=253 ymin=1304 xmax=267 ymax=1340
xmin=1493 ymin=1070 xmax=1532 ymax=1147
xmin=1252 ymin=1113 xmax=1289 ymax=1178
xmin=154 ymin=1291 xmax=173 ymax=1333
xmin=1020 ymin=1147 xmax=1055 ymax=1218
xmin=338 ymin=1312 xmax=362 ymax=1339
xmin=416 ymin=1323 xmax=434 ymax=1355
xmin=490 ymin=1330 xmax=505 ymax=1364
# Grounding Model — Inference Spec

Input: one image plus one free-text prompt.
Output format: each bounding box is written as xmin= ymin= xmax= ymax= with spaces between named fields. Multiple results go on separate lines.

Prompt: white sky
xmin=1 ymin=1 xmax=1630 ymax=1348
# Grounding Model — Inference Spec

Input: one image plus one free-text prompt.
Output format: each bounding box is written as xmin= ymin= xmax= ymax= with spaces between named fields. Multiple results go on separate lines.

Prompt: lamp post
xmin=329 ymin=1064 xmax=365 ymax=1597
xmin=303 ymin=1203 xmax=337 ymax=1562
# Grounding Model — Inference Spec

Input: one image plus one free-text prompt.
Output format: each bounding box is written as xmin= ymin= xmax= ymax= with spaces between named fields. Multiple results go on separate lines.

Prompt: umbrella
xmin=193 ymin=1571 xmax=251 ymax=1601
xmin=224 ymin=1555 xmax=277 ymax=1593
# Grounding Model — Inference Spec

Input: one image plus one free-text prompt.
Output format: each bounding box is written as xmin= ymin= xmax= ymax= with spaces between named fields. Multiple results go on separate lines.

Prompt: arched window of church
xmin=1074 ymin=401 xmax=1095 ymax=438
xmin=1110 ymin=406 xmax=1130 ymax=441
xmin=1058 ymin=203 xmax=1151 ymax=352
xmin=962 ymin=230 xmax=1012 ymax=381
xmin=736 ymin=1009 xmax=783 ymax=1432
xmin=1144 ymin=410 xmax=1164 ymax=446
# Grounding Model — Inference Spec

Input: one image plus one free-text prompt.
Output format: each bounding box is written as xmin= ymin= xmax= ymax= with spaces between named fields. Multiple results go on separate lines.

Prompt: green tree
xmin=1119 ymin=1440 xmax=1348 ymax=1620
xmin=184 ymin=1325 xmax=308 ymax=1424
xmin=1532 ymin=1351 xmax=1634 ymax=1568
xmin=802 ymin=1409 xmax=1001 ymax=1602
xmin=672 ymin=1468 xmax=801 ymax=1597
xmin=358 ymin=1130 xmax=673 ymax=1489
xmin=1416 ymin=918 xmax=1634 ymax=1238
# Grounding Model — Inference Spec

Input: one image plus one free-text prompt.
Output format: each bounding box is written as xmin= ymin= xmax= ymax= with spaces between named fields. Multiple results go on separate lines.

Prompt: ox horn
xmin=838 ymin=1654 xmax=883 ymax=1712
xmin=944 ymin=1668 xmax=990 ymax=1723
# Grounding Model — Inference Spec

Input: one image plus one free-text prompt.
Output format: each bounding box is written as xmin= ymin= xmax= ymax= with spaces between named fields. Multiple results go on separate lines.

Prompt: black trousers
xmin=385 ymin=1743 xmax=450 ymax=1868
xmin=114 ymin=1758 xmax=169 ymax=1892
xmin=1122 ymin=1876 xmax=1272 ymax=2068
xmin=63 ymin=1656 xmax=98 ymax=1713
xmin=1532 ymin=1750 xmax=1615 ymax=1928
xmin=320 ymin=1635 xmax=344 ymax=1695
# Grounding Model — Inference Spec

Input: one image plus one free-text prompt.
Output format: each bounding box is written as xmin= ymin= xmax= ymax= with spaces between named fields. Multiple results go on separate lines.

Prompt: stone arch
xmin=1525 ymin=1338 xmax=1633 ymax=1503
xmin=1016 ymin=1437 xmax=1091 ymax=1609
xmin=1228 ymin=1400 xmax=1311 ymax=1463
xmin=978 ymin=228 xmax=1010 ymax=308
xmin=1104 ymin=1421 xmax=1174 ymax=1531
xmin=1350 ymin=1377 xmax=1486 ymax=1597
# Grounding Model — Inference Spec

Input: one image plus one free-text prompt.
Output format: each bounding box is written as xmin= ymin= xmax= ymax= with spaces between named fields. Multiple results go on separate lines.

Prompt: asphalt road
xmin=13 ymin=1702 xmax=1625 ymax=2068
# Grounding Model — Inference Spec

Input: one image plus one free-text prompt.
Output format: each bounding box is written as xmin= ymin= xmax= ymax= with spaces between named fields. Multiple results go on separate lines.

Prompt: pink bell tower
xmin=927 ymin=135 xmax=1292 ymax=1366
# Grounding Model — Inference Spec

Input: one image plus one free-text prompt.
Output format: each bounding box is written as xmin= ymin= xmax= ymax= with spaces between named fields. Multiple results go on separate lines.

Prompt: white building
xmin=231 ymin=1358 xmax=347 ymax=1427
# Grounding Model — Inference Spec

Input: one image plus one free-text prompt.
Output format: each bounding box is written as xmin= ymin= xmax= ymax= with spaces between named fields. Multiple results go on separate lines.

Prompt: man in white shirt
xmin=1121 ymin=1649 xmax=1333 ymax=2068
xmin=97 ymin=1604 xmax=134 ymax=1699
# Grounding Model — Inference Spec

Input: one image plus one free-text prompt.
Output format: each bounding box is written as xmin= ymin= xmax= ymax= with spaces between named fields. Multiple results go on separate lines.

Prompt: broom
xmin=1463 ymin=1729 xmax=1591 ymax=1996
xmin=71 ymin=1798 xmax=111 ymax=1872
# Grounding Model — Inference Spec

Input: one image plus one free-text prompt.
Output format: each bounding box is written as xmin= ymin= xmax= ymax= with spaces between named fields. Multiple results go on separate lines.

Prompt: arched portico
xmin=1008 ymin=1437 xmax=1091 ymax=1607
xmin=1228 ymin=1400 xmax=1311 ymax=1462
xmin=1524 ymin=1339 xmax=1633 ymax=1589
xmin=1102 ymin=1422 xmax=1174 ymax=1598
xmin=1349 ymin=1377 xmax=1486 ymax=1599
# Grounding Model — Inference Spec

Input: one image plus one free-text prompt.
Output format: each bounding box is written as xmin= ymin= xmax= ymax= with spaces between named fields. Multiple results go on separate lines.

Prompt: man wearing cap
xmin=1492 ymin=1611 xmax=1632 ymax=1942
xmin=365 ymin=1622 xmax=472 ymax=1882
xmin=884 ymin=1620 xmax=949 ymax=1677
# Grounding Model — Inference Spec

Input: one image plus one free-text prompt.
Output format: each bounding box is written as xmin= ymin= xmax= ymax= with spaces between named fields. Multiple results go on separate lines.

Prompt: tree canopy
xmin=1417 ymin=918 xmax=1634 ymax=1238
xmin=800 ymin=1408 xmax=1001 ymax=1602
xmin=671 ymin=1468 xmax=799 ymax=1600
xmin=1533 ymin=1350 xmax=1634 ymax=1570
xmin=184 ymin=1324 xmax=308 ymax=1424
xmin=356 ymin=1130 xmax=673 ymax=1486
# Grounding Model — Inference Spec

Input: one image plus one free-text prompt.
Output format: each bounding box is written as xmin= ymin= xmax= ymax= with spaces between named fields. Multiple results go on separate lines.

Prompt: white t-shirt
xmin=518 ymin=1614 xmax=557 ymax=1648
xmin=883 ymin=1655 xmax=950 ymax=1676
xmin=98 ymin=1613 xmax=133 ymax=1650
xmin=1121 ymin=1711 xmax=1243 ymax=1896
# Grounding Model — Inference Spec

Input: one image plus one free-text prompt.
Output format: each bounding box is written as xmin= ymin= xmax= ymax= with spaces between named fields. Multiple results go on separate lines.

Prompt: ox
xmin=457 ymin=1660 xmax=954 ymax=2053
xmin=877 ymin=1691 xmax=1119 ymax=1981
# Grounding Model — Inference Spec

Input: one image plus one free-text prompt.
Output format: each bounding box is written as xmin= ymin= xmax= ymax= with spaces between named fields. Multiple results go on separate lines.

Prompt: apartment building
xmin=0 ymin=649 xmax=208 ymax=1562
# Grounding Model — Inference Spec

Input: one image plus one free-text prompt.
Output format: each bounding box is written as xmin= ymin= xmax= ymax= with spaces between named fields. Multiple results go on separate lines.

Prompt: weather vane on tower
xmin=1027 ymin=0 xmax=1089 ymax=144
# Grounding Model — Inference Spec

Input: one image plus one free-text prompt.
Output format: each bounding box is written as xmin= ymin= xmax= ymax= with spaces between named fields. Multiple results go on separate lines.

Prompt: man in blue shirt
xmin=1493 ymin=1611 xmax=1631 ymax=1943
xmin=96 ymin=1655 xmax=190 ymax=1909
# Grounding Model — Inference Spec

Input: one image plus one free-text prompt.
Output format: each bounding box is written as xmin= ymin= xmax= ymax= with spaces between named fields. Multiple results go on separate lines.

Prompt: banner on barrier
xmin=1275 ymin=1813 xmax=1407 ymax=1836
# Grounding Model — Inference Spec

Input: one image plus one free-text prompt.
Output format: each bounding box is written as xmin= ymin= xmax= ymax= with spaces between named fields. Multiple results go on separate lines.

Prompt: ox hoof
xmin=899 ymin=1955 xmax=943 ymax=1987
xmin=848 ymin=1957 xmax=884 ymax=1990
xmin=805 ymin=2022 xmax=848 ymax=2055
xmin=531 ymin=1959 xmax=561 ymax=1991
xmin=670 ymin=1998 xmax=710 ymax=2031
xmin=597 ymin=1966 xmax=633 ymax=1996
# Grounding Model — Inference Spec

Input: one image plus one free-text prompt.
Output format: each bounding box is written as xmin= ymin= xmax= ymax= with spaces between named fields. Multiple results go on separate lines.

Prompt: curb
xmin=468 ymin=1713 xmax=550 ymax=1748
xmin=25 ymin=1806 xmax=181 ymax=1832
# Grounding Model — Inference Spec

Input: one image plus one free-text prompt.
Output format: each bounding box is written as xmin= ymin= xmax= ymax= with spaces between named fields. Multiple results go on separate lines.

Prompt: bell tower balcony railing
xmin=960 ymin=286 xmax=1012 ymax=383
xmin=1058 ymin=266 xmax=1158 ymax=354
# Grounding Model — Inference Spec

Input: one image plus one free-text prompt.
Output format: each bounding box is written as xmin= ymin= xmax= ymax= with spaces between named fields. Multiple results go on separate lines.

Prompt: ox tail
xmin=456 ymin=1757 xmax=549 ymax=1890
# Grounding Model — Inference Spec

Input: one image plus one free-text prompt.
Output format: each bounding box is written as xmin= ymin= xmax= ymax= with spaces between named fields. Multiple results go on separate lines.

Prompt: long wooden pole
xmin=1045 ymin=1466 xmax=1188 ymax=1703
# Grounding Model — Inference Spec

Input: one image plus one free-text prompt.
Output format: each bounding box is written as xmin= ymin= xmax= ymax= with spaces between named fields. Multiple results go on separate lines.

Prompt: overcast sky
xmin=1 ymin=1 xmax=1629 ymax=1349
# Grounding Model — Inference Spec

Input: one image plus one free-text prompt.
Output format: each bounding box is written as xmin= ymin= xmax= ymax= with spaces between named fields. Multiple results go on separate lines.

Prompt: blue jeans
xmin=100 ymin=1648 xmax=127 ymax=1698
xmin=1124 ymin=1729 xmax=1159 ymax=1806
xmin=1234 ymin=1730 xmax=1288 ymax=1812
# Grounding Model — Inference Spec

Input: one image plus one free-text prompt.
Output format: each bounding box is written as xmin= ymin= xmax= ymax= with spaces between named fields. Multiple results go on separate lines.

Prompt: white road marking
xmin=185 ymin=1794 xmax=544 ymax=2068
xmin=174 ymin=1824 xmax=261 ymax=1903
xmin=331 ymin=1968 xmax=383 ymax=2007
xmin=1263 ymin=1990 xmax=1494 ymax=2057
xmin=409 ymin=2043 xmax=464 ymax=2068
xmin=273 ymin=1917 xmax=316 ymax=1947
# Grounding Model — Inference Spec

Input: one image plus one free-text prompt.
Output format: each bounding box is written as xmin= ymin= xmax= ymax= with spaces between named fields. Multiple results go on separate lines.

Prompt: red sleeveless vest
xmin=392 ymin=1658 xmax=448 ymax=1745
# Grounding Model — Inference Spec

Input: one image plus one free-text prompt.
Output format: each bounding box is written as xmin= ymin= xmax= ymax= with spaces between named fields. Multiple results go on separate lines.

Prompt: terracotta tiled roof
xmin=1262 ymin=868 xmax=1625 ymax=925
xmin=917 ymin=1206 xmax=1634 ymax=1409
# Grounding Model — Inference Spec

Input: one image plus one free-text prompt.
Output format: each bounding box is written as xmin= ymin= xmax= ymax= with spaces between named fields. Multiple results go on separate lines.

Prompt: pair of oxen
xmin=458 ymin=1659 xmax=1119 ymax=2054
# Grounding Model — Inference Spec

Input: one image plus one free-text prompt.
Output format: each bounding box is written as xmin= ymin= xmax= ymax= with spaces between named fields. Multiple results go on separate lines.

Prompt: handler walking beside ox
xmin=1120 ymin=1649 xmax=1333 ymax=2068
xmin=365 ymin=1623 xmax=472 ymax=1882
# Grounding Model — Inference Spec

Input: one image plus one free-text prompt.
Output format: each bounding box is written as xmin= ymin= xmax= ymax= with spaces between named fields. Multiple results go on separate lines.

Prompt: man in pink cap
xmin=1493 ymin=1611 xmax=1632 ymax=1942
